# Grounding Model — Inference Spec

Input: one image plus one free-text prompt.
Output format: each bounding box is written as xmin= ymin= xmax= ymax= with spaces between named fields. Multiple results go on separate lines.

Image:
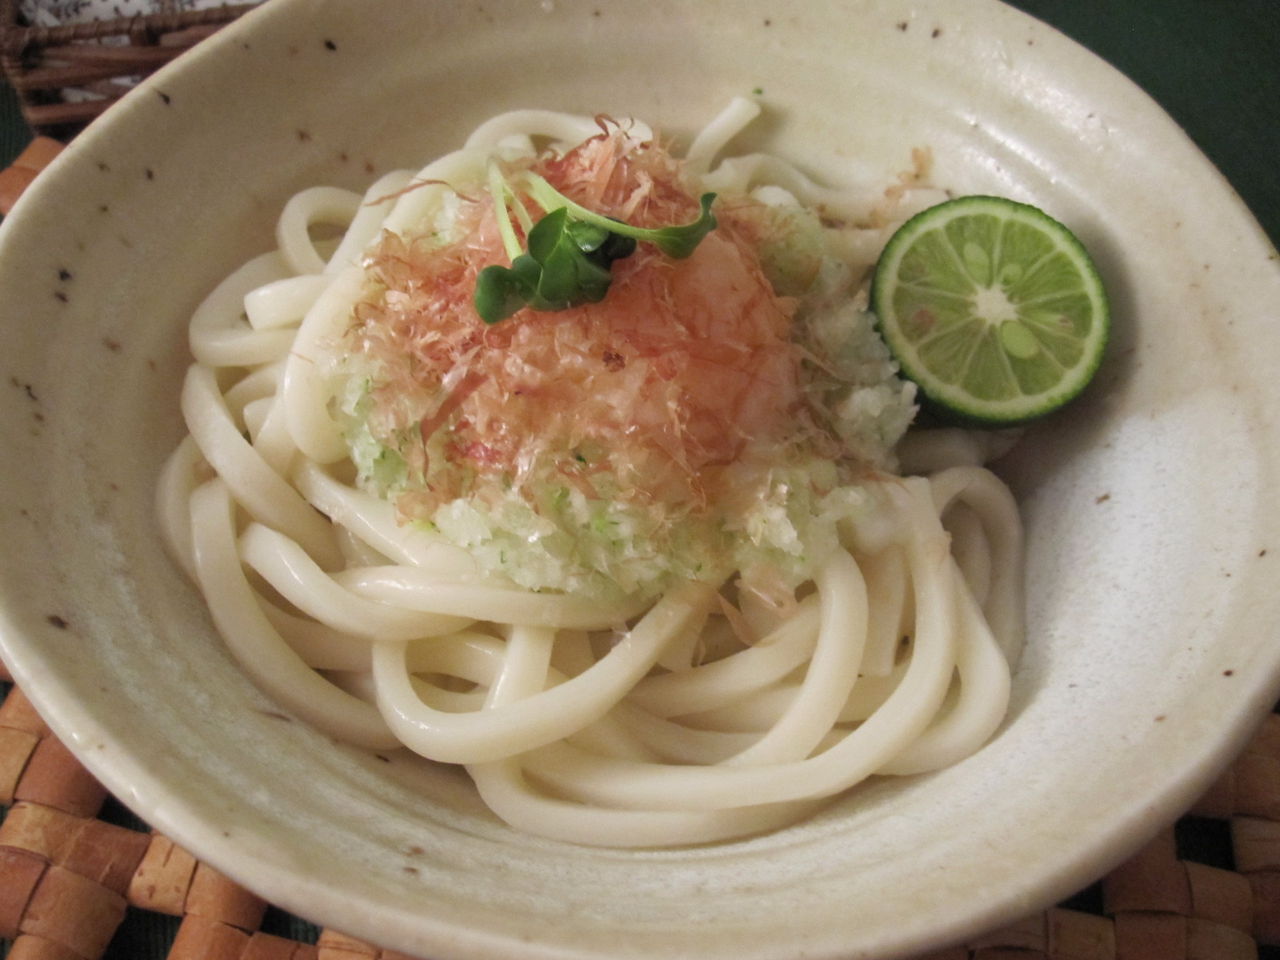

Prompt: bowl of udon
xmin=2 ymin=0 xmax=1278 ymax=957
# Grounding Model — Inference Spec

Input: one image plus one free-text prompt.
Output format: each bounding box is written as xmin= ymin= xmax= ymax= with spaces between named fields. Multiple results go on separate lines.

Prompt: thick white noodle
xmin=627 ymin=599 xmax=820 ymax=717
xmin=723 ymin=550 xmax=868 ymax=766
xmin=279 ymin=266 xmax=366 ymax=465
xmin=464 ymin=109 xmax=653 ymax=153
xmin=244 ymin=275 xmax=332 ymax=330
xmin=896 ymin=427 xmax=1022 ymax=475
xmin=259 ymin=598 xmax=372 ymax=673
xmin=326 ymin=170 xmax=417 ymax=272
xmin=683 ymin=96 xmax=761 ymax=176
xmin=876 ymin=559 xmax=1011 ymax=775
xmin=188 ymin=480 xmax=397 ymax=749
xmin=156 ymin=105 xmax=1025 ymax=848
xmin=928 ymin=466 xmax=1025 ymax=666
xmin=239 ymin=523 xmax=473 ymax=641
xmin=188 ymin=252 xmax=295 ymax=369
xmin=858 ymin=544 xmax=909 ymax=676
xmin=180 ymin=364 xmax=341 ymax=569
xmin=156 ymin=436 xmax=206 ymax=581
xmin=371 ymin=582 xmax=715 ymax=763
xmin=513 ymin=480 xmax=961 ymax=813
xmin=276 ymin=187 xmax=363 ymax=276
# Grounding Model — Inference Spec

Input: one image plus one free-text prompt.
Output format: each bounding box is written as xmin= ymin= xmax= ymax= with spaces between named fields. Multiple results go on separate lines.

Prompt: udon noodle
xmin=157 ymin=100 xmax=1023 ymax=847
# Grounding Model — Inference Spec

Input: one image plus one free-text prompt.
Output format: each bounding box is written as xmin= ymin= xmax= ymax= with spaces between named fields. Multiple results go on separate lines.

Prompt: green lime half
xmin=871 ymin=195 xmax=1109 ymax=426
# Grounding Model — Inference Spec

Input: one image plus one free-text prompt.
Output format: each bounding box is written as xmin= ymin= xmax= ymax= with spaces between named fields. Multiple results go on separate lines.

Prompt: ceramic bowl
xmin=2 ymin=1 xmax=1279 ymax=958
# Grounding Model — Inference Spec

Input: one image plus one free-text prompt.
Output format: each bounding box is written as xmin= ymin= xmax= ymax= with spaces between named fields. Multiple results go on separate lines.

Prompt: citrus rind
xmin=871 ymin=195 xmax=1110 ymax=426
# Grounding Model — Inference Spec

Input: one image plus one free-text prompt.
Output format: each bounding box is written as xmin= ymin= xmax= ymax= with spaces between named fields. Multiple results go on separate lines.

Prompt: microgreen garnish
xmin=474 ymin=169 xmax=717 ymax=324
xmin=524 ymin=175 xmax=718 ymax=259
xmin=475 ymin=208 xmax=637 ymax=322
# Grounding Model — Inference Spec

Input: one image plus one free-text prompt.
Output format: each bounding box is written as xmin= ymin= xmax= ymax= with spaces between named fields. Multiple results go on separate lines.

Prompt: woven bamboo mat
xmin=0 ymin=0 xmax=260 ymax=138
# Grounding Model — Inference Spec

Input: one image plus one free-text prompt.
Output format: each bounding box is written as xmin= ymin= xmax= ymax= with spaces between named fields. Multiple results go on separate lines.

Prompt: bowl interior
xmin=2 ymin=1 xmax=1280 ymax=958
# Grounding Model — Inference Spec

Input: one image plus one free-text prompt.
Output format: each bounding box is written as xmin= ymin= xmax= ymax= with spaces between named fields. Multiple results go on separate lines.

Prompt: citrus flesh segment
xmin=871 ymin=195 xmax=1109 ymax=425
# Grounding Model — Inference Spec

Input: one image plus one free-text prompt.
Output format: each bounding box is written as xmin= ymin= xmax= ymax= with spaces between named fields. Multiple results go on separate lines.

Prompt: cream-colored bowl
xmin=2 ymin=1 xmax=1279 ymax=958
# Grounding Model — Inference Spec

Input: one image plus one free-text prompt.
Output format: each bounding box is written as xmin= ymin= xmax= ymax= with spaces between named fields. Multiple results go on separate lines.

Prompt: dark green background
xmin=1011 ymin=0 xmax=1279 ymax=249
xmin=0 ymin=1 xmax=1276 ymax=957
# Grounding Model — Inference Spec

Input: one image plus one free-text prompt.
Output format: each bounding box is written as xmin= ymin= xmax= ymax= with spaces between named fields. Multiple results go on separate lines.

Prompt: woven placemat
xmin=0 ymin=0 xmax=260 ymax=138
xmin=2 ymin=654 xmax=1279 ymax=960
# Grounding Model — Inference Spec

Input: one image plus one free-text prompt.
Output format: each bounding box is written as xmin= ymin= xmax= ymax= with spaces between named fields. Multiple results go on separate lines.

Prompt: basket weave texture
xmin=0 ymin=0 xmax=257 ymax=138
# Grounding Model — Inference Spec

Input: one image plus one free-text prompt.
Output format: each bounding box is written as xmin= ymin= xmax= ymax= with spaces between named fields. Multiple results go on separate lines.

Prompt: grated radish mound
xmin=338 ymin=125 xmax=916 ymax=600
